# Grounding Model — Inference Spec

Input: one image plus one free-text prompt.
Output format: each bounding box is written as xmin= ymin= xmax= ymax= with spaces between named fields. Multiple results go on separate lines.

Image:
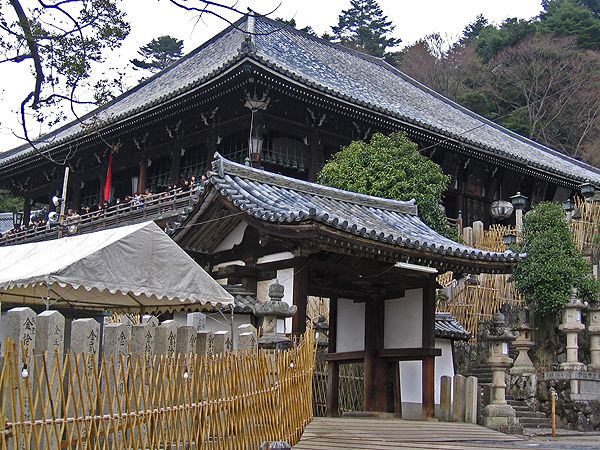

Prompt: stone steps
xmin=505 ymin=396 xmax=552 ymax=429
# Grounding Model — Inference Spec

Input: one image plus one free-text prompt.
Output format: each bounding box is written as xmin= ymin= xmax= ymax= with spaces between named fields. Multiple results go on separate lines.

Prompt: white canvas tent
xmin=0 ymin=221 xmax=233 ymax=312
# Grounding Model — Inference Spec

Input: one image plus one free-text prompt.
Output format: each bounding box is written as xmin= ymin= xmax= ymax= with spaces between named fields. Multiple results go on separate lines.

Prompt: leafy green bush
xmin=317 ymin=132 xmax=457 ymax=239
xmin=511 ymin=201 xmax=599 ymax=316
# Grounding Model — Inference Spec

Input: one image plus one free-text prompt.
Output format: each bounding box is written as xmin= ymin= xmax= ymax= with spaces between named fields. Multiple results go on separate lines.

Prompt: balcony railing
xmin=0 ymin=187 xmax=201 ymax=246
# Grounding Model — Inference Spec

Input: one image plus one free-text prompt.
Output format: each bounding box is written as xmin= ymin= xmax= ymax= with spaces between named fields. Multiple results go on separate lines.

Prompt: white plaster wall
xmin=213 ymin=221 xmax=248 ymax=252
xmin=384 ymin=288 xmax=423 ymax=349
xmin=400 ymin=338 xmax=456 ymax=419
xmin=400 ymin=360 xmax=422 ymax=404
xmin=336 ymin=298 xmax=365 ymax=352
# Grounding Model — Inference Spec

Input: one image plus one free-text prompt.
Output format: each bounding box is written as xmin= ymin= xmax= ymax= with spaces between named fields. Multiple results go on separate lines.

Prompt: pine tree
xmin=331 ymin=0 xmax=401 ymax=58
xmin=131 ymin=35 xmax=184 ymax=73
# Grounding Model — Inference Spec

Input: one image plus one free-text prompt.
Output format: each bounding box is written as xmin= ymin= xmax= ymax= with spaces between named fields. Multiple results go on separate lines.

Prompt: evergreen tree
xmin=131 ymin=35 xmax=184 ymax=73
xmin=511 ymin=202 xmax=599 ymax=316
xmin=0 ymin=194 xmax=23 ymax=213
xmin=318 ymin=132 xmax=456 ymax=239
xmin=539 ymin=0 xmax=600 ymax=49
xmin=461 ymin=14 xmax=489 ymax=43
xmin=275 ymin=18 xmax=316 ymax=36
xmin=331 ymin=0 xmax=401 ymax=58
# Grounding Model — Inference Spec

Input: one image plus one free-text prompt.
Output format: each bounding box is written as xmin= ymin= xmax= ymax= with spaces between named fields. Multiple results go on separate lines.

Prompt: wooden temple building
xmin=1 ymin=16 xmax=599 ymax=228
xmin=0 ymin=16 xmax=599 ymax=418
xmin=171 ymin=154 xmax=516 ymax=417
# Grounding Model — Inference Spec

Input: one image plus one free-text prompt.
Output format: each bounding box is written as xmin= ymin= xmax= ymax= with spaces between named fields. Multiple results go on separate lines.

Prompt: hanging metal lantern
xmin=580 ymin=182 xmax=596 ymax=200
xmin=490 ymin=200 xmax=514 ymax=220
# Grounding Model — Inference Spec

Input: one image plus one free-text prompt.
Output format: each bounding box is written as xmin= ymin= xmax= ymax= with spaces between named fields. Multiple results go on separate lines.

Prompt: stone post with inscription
xmin=213 ymin=330 xmax=232 ymax=354
xmin=155 ymin=321 xmax=178 ymax=360
xmin=196 ymin=330 xmax=214 ymax=356
xmin=176 ymin=325 xmax=197 ymax=355
xmin=102 ymin=323 xmax=130 ymax=446
xmin=5 ymin=307 xmax=37 ymax=450
xmin=482 ymin=312 xmax=521 ymax=434
xmin=187 ymin=312 xmax=207 ymax=332
xmin=34 ymin=310 xmax=65 ymax=450
xmin=70 ymin=318 xmax=101 ymax=447
xmin=130 ymin=319 xmax=156 ymax=443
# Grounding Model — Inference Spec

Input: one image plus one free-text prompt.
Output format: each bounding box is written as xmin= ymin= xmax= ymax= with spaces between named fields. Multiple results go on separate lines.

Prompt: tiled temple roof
xmin=206 ymin=154 xmax=518 ymax=266
xmin=2 ymin=17 xmax=600 ymax=186
xmin=435 ymin=312 xmax=471 ymax=341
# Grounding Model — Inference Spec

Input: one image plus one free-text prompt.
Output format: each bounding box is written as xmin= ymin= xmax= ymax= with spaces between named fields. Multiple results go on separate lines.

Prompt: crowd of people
xmin=2 ymin=174 xmax=208 ymax=239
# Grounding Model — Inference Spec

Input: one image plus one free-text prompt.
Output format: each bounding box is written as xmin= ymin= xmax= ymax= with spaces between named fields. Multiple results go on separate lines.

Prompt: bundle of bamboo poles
xmin=437 ymin=273 xmax=523 ymax=342
xmin=571 ymin=197 xmax=600 ymax=254
xmin=0 ymin=333 xmax=316 ymax=450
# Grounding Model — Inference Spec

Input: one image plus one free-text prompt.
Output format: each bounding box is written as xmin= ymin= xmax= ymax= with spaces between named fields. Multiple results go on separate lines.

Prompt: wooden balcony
xmin=0 ymin=188 xmax=201 ymax=246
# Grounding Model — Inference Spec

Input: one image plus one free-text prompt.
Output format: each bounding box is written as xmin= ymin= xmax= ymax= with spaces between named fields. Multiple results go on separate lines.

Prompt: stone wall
xmin=509 ymin=372 xmax=539 ymax=411
xmin=538 ymin=379 xmax=600 ymax=431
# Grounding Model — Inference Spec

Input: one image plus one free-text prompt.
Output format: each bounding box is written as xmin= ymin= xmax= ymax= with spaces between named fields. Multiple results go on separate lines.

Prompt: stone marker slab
xmin=213 ymin=330 xmax=232 ymax=354
xmin=187 ymin=312 xmax=207 ymax=331
xmin=452 ymin=374 xmax=466 ymax=422
xmin=439 ymin=375 xmax=452 ymax=422
xmin=34 ymin=310 xmax=65 ymax=450
xmin=465 ymin=376 xmax=478 ymax=424
xmin=197 ymin=331 xmax=214 ymax=356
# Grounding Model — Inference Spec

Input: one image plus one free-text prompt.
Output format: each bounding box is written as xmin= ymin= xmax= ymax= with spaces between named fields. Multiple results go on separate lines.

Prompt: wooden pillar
xmin=326 ymin=297 xmax=339 ymax=417
xmin=22 ymin=195 xmax=31 ymax=226
xmin=308 ymin=128 xmax=320 ymax=182
xmin=391 ymin=362 xmax=402 ymax=415
xmin=292 ymin=258 xmax=308 ymax=334
xmin=364 ymin=297 xmax=386 ymax=412
xmin=422 ymin=276 xmax=436 ymax=419
xmin=138 ymin=153 xmax=148 ymax=193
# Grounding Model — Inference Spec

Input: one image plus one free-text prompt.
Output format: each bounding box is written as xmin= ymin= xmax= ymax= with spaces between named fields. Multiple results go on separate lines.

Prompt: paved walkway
xmin=294 ymin=418 xmax=600 ymax=449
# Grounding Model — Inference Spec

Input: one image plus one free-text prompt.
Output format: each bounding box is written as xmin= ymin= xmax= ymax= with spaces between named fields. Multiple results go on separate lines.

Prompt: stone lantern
xmin=253 ymin=280 xmax=297 ymax=351
xmin=587 ymin=301 xmax=600 ymax=370
xmin=510 ymin=307 xmax=535 ymax=375
xmin=482 ymin=312 xmax=521 ymax=434
xmin=559 ymin=287 xmax=587 ymax=371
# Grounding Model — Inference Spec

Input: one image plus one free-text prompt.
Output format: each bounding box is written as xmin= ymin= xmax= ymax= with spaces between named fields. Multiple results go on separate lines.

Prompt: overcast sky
xmin=0 ymin=0 xmax=543 ymax=151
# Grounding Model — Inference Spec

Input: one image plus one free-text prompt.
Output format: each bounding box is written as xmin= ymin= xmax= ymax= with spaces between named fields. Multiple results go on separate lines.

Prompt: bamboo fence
xmin=437 ymin=273 xmax=523 ymax=342
xmin=0 ymin=333 xmax=316 ymax=450
xmin=571 ymin=197 xmax=600 ymax=254
xmin=437 ymin=224 xmax=523 ymax=341
xmin=438 ymin=203 xmax=600 ymax=341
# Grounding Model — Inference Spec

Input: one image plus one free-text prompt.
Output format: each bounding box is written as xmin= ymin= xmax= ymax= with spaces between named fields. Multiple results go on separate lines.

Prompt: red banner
xmin=103 ymin=153 xmax=113 ymax=203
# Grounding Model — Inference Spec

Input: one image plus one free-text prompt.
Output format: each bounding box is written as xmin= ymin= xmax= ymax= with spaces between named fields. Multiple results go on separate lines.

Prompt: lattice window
xmin=263 ymin=131 xmax=307 ymax=172
xmin=219 ymin=131 xmax=248 ymax=164
xmin=181 ymin=144 xmax=210 ymax=179
xmin=80 ymin=179 xmax=100 ymax=208
xmin=148 ymin=156 xmax=171 ymax=191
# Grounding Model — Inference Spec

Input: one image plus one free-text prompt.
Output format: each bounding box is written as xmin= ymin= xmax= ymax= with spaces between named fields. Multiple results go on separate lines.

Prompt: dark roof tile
xmin=435 ymin=312 xmax=471 ymax=340
xmin=4 ymin=17 xmax=596 ymax=187
xmin=205 ymin=154 xmax=519 ymax=266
